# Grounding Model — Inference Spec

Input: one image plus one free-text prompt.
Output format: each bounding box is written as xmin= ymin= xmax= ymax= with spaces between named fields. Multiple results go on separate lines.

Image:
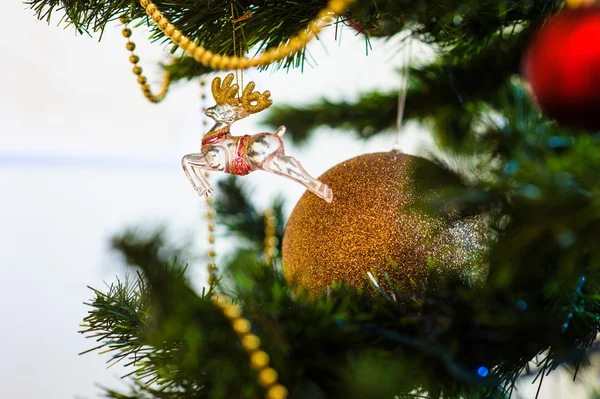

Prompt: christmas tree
xmin=27 ymin=0 xmax=600 ymax=398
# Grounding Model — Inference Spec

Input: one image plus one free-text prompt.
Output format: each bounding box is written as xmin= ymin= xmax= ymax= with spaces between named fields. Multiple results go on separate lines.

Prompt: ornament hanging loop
xmin=394 ymin=37 xmax=413 ymax=152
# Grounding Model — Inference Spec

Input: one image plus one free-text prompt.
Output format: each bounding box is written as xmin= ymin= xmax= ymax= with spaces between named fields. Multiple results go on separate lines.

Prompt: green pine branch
xmin=84 ymin=225 xmax=600 ymax=398
xmin=214 ymin=176 xmax=284 ymax=253
xmin=263 ymin=25 xmax=534 ymax=149
xmin=81 ymin=87 xmax=600 ymax=395
xmin=26 ymin=0 xmax=561 ymax=80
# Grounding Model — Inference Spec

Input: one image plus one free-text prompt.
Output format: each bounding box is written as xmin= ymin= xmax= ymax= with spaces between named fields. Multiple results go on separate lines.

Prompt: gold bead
xmin=289 ymin=38 xmax=304 ymax=52
xmin=309 ymin=20 xmax=322 ymax=34
xmin=241 ymin=334 xmax=261 ymax=351
xmin=133 ymin=66 xmax=143 ymax=75
xmin=209 ymin=54 xmax=222 ymax=70
xmin=194 ymin=47 xmax=206 ymax=62
xmin=239 ymin=57 xmax=250 ymax=69
xmin=206 ymin=210 xmax=214 ymax=217
xmin=209 ymin=250 xmax=216 ymax=257
xmin=141 ymin=83 xmax=150 ymax=91
xmin=122 ymin=28 xmax=132 ymax=38
xmin=126 ymin=42 xmax=136 ymax=51
xmin=139 ymin=0 xmax=150 ymax=7
xmin=266 ymin=248 xmax=278 ymax=257
xmin=267 ymin=384 xmax=288 ymax=399
xmin=207 ymin=263 xmax=217 ymax=270
xmin=137 ymin=76 xmax=147 ymax=84
xmin=158 ymin=17 xmax=169 ymax=30
xmin=129 ymin=55 xmax=140 ymax=64
xmin=233 ymin=318 xmax=251 ymax=335
xmin=208 ymin=236 xmax=215 ymax=244
xmin=298 ymin=29 xmax=312 ymax=43
xmin=218 ymin=55 xmax=231 ymax=70
xmin=249 ymin=58 xmax=260 ymax=68
xmin=152 ymin=10 xmax=162 ymax=22
xmin=258 ymin=368 xmax=279 ymax=388
xmin=164 ymin=24 xmax=175 ymax=36
xmin=328 ymin=0 xmax=347 ymax=14
xmin=207 ymin=224 xmax=215 ymax=231
xmin=214 ymin=294 xmax=229 ymax=305
xmin=186 ymin=41 xmax=197 ymax=55
xmin=223 ymin=305 xmax=241 ymax=319
xmin=318 ymin=9 xmax=335 ymax=22
xmin=228 ymin=56 xmax=240 ymax=70
xmin=178 ymin=36 xmax=190 ymax=50
xmin=200 ymin=51 xmax=213 ymax=66
xmin=250 ymin=350 xmax=270 ymax=370
xmin=171 ymin=30 xmax=183 ymax=43
xmin=145 ymin=3 xmax=157 ymax=15
xmin=267 ymin=236 xmax=279 ymax=246
xmin=260 ymin=50 xmax=274 ymax=64
xmin=119 ymin=15 xmax=129 ymax=24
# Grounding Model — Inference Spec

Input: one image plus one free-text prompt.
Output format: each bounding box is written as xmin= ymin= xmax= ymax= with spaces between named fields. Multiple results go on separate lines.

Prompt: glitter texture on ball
xmin=282 ymin=152 xmax=488 ymax=296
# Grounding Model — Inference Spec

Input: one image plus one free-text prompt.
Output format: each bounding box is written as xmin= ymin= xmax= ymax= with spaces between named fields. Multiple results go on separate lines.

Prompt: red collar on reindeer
xmin=202 ymin=128 xmax=231 ymax=146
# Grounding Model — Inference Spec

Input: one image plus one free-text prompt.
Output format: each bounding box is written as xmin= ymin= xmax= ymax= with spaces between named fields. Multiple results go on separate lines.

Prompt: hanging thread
xmin=394 ymin=38 xmax=413 ymax=151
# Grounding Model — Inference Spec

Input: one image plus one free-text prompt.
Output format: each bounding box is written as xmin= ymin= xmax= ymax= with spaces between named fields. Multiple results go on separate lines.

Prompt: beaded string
xmin=200 ymin=78 xmax=219 ymax=283
xmin=205 ymin=193 xmax=218 ymax=284
xmin=213 ymin=295 xmax=287 ymax=399
xmin=138 ymin=0 xmax=355 ymax=70
xmin=263 ymin=209 xmax=279 ymax=261
xmin=207 ymin=215 xmax=287 ymax=399
xmin=120 ymin=15 xmax=170 ymax=103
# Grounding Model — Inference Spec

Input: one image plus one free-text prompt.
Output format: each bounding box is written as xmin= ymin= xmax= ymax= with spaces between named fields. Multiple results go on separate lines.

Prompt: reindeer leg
xmin=181 ymin=154 xmax=214 ymax=197
xmin=262 ymin=154 xmax=333 ymax=203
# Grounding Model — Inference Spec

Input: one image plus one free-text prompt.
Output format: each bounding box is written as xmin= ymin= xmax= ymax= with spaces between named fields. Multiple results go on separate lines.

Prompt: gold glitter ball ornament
xmin=282 ymin=152 xmax=488 ymax=295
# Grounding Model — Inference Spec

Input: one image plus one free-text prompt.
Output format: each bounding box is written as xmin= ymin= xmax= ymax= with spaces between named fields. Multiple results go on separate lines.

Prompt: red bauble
xmin=524 ymin=6 xmax=600 ymax=131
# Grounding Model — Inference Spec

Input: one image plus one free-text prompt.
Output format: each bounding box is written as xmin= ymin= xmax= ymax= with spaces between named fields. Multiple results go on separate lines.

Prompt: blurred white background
xmin=1 ymin=1 xmax=598 ymax=398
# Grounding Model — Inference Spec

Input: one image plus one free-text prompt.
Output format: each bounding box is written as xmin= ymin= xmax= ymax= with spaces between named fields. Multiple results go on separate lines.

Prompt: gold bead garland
xmin=199 ymin=140 xmax=286 ymax=399
xmin=264 ymin=209 xmax=279 ymax=261
xmin=199 ymin=78 xmax=218 ymax=284
xmin=136 ymin=0 xmax=356 ymax=70
xmin=208 ymin=231 xmax=287 ymax=399
xmin=120 ymin=15 xmax=170 ymax=103
xmin=205 ymin=193 xmax=218 ymax=285
xmin=213 ymin=295 xmax=288 ymax=399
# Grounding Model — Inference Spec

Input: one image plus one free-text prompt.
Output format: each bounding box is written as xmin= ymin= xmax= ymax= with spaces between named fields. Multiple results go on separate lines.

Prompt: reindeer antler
xmin=240 ymin=81 xmax=273 ymax=114
xmin=212 ymin=73 xmax=240 ymax=106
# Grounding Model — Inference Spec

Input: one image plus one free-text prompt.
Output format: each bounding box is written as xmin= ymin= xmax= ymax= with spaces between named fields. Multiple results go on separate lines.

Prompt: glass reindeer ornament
xmin=182 ymin=74 xmax=333 ymax=203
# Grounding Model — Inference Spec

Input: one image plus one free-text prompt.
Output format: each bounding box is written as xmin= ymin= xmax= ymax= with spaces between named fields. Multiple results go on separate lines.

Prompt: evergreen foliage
xmin=80 ymin=81 xmax=600 ymax=398
xmin=27 ymin=0 xmax=600 ymax=398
